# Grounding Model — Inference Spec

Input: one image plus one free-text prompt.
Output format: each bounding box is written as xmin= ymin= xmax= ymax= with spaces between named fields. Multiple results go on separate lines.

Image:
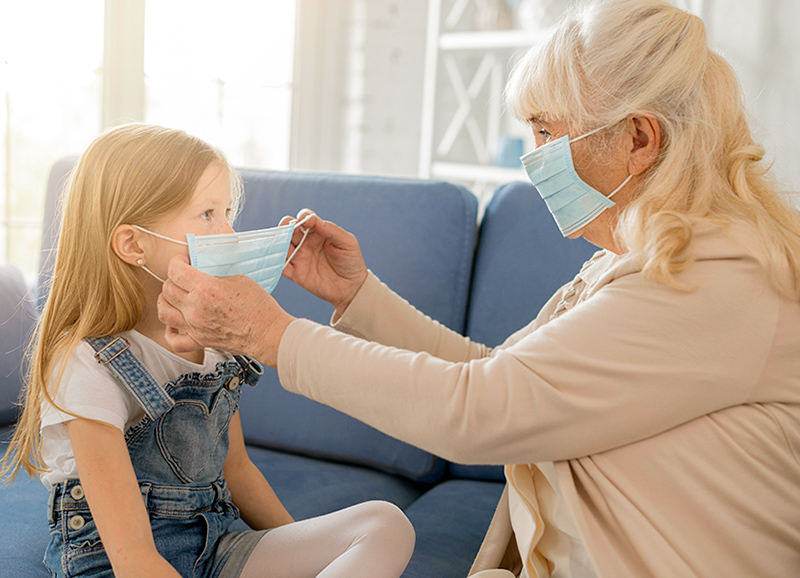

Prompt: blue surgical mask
xmin=134 ymin=214 xmax=311 ymax=293
xmin=520 ymin=127 xmax=633 ymax=237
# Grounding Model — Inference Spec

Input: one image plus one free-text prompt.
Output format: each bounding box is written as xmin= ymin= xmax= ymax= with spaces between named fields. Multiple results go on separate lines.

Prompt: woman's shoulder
xmin=601 ymin=225 xmax=764 ymax=287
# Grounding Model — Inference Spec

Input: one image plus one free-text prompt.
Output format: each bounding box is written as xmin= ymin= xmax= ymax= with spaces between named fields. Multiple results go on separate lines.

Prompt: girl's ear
xmin=112 ymin=225 xmax=147 ymax=267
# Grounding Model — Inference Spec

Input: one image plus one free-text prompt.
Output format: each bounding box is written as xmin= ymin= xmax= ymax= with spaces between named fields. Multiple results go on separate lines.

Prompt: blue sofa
xmin=0 ymin=160 xmax=596 ymax=578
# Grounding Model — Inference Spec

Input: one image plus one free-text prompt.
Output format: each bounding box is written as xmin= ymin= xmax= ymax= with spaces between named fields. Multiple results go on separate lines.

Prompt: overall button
xmin=225 ymin=376 xmax=240 ymax=390
xmin=70 ymin=485 xmax=85 ymax=500
xmin=69 ymin=515 xmax=86 ymax=531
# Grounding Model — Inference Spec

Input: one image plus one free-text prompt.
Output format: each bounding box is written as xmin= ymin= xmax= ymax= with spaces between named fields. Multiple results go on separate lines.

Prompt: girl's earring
xmin=137 ymin=259 xmax=144 ymax=266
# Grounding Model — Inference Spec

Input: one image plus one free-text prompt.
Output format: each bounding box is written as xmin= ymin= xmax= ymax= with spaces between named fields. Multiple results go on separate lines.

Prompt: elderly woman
xmin=158 ymin=0 xmax=800 ymax=576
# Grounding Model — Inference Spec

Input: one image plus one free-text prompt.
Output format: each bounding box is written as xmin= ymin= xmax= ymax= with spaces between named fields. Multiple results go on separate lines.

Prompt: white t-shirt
xmin=40 ymin=330 xmax=231 ymax=489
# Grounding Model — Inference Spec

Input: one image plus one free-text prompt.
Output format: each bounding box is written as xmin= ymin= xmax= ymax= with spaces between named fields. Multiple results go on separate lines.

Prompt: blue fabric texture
xmin=401 ymin=480 xmax=505 ymax=578
xmin=0 ymin=428 xmax=51 ymax=578
xmin=466 ymin=181 xmax=597 ymax=347
xmin=235 ymin=170 xmax=478 ymax=484
xmin=231 ymin=445 xmax=425 ymax=526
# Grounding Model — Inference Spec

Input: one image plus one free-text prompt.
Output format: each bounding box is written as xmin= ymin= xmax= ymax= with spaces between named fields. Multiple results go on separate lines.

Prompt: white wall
xmin=331 ymin=0 xmax=800 ymax=197
xmin=342 ymin=0 xmax=428 ymax=177
xmin=702 ymin=0 xmax=800 ymax=197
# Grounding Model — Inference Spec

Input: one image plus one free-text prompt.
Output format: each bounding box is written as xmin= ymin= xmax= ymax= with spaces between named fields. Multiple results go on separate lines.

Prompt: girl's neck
xmin=137 ymin=287 xmax=204 ymax=364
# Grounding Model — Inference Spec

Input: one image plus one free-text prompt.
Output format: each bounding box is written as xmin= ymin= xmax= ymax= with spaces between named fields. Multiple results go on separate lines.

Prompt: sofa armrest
xmin=0 ymin=264 xmax=36 ymax=426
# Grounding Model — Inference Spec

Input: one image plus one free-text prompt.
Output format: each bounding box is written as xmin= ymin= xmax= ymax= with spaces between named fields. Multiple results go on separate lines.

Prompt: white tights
xmin=239 ymin=501 xmax=416 ymax=578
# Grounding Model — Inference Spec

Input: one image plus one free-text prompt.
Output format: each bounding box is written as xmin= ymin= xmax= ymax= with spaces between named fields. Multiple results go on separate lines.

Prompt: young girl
xmin=1 ymin=124 xmax=414 ymax=578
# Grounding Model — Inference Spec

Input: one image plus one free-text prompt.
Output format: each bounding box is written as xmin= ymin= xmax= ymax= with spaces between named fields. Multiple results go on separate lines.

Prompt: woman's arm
xmin=159 ymin=212 xmax=491 ymax=363
xmin=67 ymin=419 xmax=182 ymax=578
xmin=331 ymin=271 xmax=493 ymax=361
xmin=223 ymin=411 xmax=294 ymax=530
xmin=278 ymin=260 xmax=776 ymax=466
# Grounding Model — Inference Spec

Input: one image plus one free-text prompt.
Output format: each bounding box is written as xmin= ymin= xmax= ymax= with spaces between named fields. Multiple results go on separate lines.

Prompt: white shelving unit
xmin=419 ymin=0 xmax=537 ymax=196
xmin=419 ymin=0 xmax=709 ymax=199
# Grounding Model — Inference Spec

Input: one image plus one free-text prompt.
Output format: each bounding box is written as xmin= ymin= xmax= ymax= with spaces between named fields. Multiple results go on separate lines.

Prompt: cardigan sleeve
xmin=331 ymin=270 xmax=494 ymax=361
xmin=278 ymin=256 xmax=778 ymax=465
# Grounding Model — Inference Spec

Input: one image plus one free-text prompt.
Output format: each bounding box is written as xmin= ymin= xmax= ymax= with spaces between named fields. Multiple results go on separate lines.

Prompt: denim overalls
xmin=44 ymin=335 xmax=264 ymax=578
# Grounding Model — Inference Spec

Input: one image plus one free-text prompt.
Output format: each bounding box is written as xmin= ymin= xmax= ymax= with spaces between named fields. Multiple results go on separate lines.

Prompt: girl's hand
xmin=280 ymin=210 xmax=368 ymax=317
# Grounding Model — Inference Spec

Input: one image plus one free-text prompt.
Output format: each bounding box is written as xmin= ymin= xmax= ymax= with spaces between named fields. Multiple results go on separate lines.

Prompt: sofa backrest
xmin=449 ymin=181 xmax=598 ymax=482
xmin=37 ymin=162 xmax=478 ymax=484
xmin=36 ymin=161 xmax=479 ymax=484
xmin=37 ymin=158 xmax=76 ymax=311
xmin=228 ymin=169 xmax=480 ymax=484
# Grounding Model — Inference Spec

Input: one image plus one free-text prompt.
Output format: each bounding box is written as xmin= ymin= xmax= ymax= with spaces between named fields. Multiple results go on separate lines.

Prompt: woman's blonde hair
xmin=507 ymin=0 xmax=800 ymax=298
xmin=1 ymin=123 xmax=243 ymax=480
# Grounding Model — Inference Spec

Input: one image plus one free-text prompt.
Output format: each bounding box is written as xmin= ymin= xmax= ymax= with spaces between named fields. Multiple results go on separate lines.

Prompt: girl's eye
xmin=538 ymin=128 xmax=552 ymax=140
xmin=225 ymin=208 xmax=232 ymax=222
xmin=201 ymin=210 xmax=212 ymax=221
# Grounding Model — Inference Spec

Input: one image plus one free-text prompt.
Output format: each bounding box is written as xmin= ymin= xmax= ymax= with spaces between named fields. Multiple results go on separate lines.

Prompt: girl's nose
xmin=217 ymin=222 xmax=235 ymax=235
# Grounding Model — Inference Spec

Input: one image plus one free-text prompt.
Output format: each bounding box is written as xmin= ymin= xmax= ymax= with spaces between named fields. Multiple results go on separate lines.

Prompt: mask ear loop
xmin=283 ymin=213 xmax=314 ymax=269
xmin=130 ymin=226 xmax=189 ymax=283
xmin=607 ymin=174 xmax=633 ymax=199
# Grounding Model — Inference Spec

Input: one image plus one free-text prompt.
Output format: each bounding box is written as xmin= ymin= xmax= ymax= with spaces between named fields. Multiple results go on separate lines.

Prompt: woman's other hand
xmin=158 ymin=256 xmax=295 ymax=367
xmin=280 ymin=210 xmax=368 ymax=317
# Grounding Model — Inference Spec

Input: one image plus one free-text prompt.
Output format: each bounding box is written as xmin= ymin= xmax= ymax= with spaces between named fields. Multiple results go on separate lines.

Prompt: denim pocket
xmin=61 ymin=515 xmax=113 ymax=578
xmin=156 ymin=389 xmax=234 ymax=484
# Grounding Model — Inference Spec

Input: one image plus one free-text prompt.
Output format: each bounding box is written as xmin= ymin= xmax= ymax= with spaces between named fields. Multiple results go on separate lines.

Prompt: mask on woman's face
xmin=133 ymin=214 xmax=312 ymax=293
xmin=520 ymin=126 xmax=632 ymax=237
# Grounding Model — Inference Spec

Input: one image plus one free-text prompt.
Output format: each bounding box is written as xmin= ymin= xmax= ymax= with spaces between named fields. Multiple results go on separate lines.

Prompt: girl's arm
xmin=67 ymin=419 xmax=181 ymax=578
xmin=223 ymin=411 xmax=294 ymax=529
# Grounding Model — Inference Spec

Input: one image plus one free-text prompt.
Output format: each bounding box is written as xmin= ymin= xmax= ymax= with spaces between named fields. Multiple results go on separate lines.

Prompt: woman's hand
xmin=280 ymin=210 xmax=368 ymax=317
xmin=158 ymin=256 xmax=295 ymax=367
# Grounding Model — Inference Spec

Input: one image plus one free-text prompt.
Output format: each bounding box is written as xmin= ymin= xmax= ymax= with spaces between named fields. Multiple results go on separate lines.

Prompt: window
xmin=144 ymin=1 xmax=296 ymax=169
xmin=0 ymin=1 xmax=104 ymax=283
xmin=0 ymin=0 xmax=297 ymax=282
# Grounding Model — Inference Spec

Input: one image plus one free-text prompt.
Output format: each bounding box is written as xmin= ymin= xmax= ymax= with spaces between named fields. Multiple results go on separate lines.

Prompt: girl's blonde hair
xmin=2 ymin=123 xmax=242 ymax=480
xmin=507 ymin=0 xmax=800 ymax=298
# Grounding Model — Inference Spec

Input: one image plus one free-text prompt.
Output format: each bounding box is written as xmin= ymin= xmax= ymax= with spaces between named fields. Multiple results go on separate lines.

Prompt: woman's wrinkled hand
xmin=280 ymin=210 xmax=368 ymax=317
xmin=157 ymin=256 xmax=295 ymax=367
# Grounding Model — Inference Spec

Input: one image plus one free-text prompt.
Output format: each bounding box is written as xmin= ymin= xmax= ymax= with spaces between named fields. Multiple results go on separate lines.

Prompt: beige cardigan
xmin=277 ymin=227 xmax=800 ymax=577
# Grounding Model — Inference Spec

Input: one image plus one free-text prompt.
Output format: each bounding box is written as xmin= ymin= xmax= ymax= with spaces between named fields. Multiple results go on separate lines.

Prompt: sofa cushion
xmin=0 ymin=264 xmax=36 ymax=426
xmin=400 ymin=479 xmax=505 ymax=578
xmin=0 ymin=428 xmax=51 ymax=578
xmin=236 ymin=170 xmax=478 ymax=484
xmin=466 ymin=181 xmax=598 ymax=347
xmin=452 ymin=181 xmax=598 ymax=482
xmin=0 ymin=474 xmax=50 ymax=578
xmin=446 ymin=462 xmax=505 ymax=483
xmin=233 ymin=445 xmax=425 ymax=526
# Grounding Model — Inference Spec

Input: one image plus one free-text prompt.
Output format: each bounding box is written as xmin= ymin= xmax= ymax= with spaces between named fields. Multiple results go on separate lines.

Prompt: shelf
xmin=439 ymin=30 xmax=536 ymax=51
xmin=431 ymin=162 xmax=528 ymax=183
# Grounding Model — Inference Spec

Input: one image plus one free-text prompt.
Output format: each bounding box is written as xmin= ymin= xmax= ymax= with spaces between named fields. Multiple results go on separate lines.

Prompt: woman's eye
xmin=201 ymin=210 xmax=212 ymax=221
xmin=225 ymin=208 xmax=232 ymax=222
xmin=538 ymin=128 xmax=552 ymax=140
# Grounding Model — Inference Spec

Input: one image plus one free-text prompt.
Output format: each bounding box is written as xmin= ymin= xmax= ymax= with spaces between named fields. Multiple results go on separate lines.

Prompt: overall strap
xmin=85 ymin=336 xmax=175 ymax=420
xmin=232 ymin=355 xmax=264 ymax=387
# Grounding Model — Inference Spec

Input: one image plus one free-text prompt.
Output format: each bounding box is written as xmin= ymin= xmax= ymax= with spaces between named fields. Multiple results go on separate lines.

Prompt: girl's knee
xmin=354 ymin=500 xmax=415 ymax=556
